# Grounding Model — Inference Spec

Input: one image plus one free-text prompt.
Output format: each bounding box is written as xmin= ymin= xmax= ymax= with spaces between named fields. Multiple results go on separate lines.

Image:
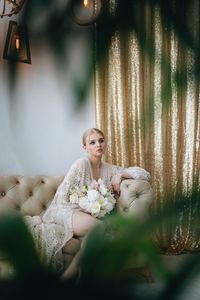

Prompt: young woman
xmin=25 ymin=128 xmax=151 ymax=277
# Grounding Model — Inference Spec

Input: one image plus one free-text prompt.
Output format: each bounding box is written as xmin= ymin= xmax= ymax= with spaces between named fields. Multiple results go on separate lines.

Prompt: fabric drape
xmin=94 ymin=0 xmax=200 ymax=253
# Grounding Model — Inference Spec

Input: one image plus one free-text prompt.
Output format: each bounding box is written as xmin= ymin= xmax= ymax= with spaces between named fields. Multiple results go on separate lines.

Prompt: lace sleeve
xmin=42 ymin=158 xmax=87 ymax=223
xmin=53 ymin=158 xmax=87 ymax=205
xmin=110 ymin=165 xmax=124 ymax=176
xmin=123 ymin=166 xmax=151 ymax=181
xmin=110 ymin=164 xmax=151 ymax=181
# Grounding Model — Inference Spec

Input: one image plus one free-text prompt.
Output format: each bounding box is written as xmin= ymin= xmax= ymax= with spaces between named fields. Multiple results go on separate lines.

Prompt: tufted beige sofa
xmin=0 ymin=175 xmax=153 ymax=277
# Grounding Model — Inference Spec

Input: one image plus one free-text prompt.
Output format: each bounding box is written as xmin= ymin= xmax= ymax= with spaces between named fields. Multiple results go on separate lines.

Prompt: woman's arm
xmin=111 ymin=167 xmax=151 ymax=193
xmin=110 ymin=171 xmax=132 ymax=193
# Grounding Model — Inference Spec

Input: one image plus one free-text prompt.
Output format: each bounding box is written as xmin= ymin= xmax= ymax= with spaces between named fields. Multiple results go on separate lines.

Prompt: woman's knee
xmin=72 ymin=211 xmax=101 ymax=237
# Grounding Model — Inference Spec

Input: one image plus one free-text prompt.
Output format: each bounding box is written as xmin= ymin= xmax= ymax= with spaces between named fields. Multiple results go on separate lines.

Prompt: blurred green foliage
xmin=0 ymin=188 xmax=200 ymax=299
xmin=1 ymin=0 xmax=199 ymax=299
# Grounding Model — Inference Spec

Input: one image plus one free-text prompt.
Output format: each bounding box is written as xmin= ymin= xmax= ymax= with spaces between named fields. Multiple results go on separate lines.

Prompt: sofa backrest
xmin=0 ymin=175 xmax=153 ymax=219
xmin=0 ymin=175 xmax=64 ymax=216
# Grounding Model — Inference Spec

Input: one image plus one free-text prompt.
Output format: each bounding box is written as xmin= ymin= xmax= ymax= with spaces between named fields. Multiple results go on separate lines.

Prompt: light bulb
xmin=15 ymin=37 xmax=20 ymax=50
xmin=83 ymin=0 xmax=89 ymax=7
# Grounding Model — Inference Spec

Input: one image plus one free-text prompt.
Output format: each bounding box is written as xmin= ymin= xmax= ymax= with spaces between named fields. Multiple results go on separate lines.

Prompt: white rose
xmin=98 ymin=195 xmax=106 ymax=206
xmin=98 ymin=210 xmax=107 ymax=218
xmin=69 ymin=193 xmax=79 ymax=204
xmin=104 ymin=202 xmax=114 ymax=212
xmin=99 ymin=185 xmax=108 ymax=196
xmin=101 ymin=198 xmax=108 ymax=208
xmin=79 ymin=197 xmax=88 ymax=210
xmin=87 ymin=189 xmax=100 ymax=202
xmin=85 ymin=201 xmax=92 ymax=213
xmin=108 ymin=195 xmax=116 ymax=205
xmin=90 ymin=201 xmax=101 ymax=215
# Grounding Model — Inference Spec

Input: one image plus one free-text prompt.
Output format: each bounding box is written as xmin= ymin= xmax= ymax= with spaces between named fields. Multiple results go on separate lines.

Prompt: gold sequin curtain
xmin=94 ymin=0 xmax=200 ymax=253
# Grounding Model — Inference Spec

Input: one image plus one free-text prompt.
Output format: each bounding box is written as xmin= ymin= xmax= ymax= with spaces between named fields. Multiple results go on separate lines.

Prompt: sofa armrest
xmin=117 ymin=179 xmax=154 ymax=220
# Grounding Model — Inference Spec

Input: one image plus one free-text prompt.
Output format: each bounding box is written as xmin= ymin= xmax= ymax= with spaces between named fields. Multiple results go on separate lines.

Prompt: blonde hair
xmin=82 ymin=128 xmax=105 ymax=146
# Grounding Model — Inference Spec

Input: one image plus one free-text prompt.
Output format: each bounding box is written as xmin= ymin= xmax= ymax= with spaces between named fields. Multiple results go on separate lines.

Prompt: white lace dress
xmin=24 ymin=157 xmax=150 ymax=272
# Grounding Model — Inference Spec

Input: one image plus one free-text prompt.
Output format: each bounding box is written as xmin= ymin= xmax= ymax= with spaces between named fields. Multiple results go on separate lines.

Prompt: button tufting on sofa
xmin=1 ymin=191 xmax=5 ymax=197
xmin=42 ymin=204 xmax=46 ymax=210
xmin=118 ymin=179 xmax=153 ymax=220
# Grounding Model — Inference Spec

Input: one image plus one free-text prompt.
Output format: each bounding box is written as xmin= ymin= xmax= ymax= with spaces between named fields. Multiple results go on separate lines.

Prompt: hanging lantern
xmin=3 ymin=20 xmax=31 ymax=64
xmin=71 ymin=0 xmax=103 ymax=26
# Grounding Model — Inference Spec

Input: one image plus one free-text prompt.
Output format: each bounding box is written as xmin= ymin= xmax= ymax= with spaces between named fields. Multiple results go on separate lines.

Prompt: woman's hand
xmin=110 ymin=173 xmax=122 ymax=193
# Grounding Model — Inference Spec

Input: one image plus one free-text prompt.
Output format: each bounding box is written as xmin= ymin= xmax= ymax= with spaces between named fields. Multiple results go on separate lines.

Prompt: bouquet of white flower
xmin=69 ymin=179 xmax=116 ymax=218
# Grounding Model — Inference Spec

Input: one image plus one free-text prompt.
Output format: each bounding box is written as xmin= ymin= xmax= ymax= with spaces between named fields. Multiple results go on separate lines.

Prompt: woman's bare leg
xmin=61 ymin=211 xmax=101 ymax=280
xmin=72 ymin=211 xmax=101 ymax=237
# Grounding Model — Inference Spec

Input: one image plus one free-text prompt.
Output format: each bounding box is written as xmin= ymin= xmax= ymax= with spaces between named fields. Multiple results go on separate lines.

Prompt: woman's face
xmin=84 ymin=132 xmax=106 ymax=158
